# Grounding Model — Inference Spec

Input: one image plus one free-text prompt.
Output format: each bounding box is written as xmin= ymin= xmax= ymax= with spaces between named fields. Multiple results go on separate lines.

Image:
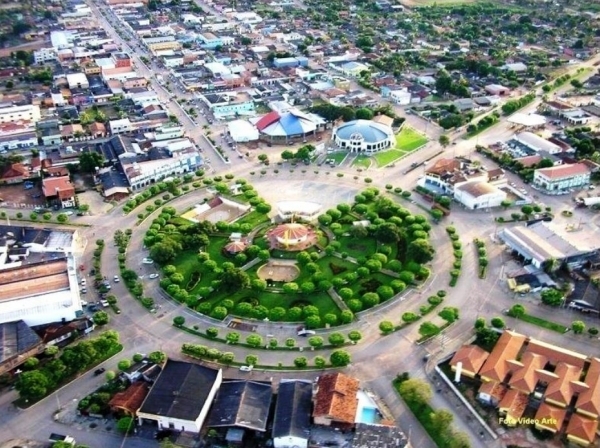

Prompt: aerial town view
xmin=2 ymin=0 xmax=600 ymax=447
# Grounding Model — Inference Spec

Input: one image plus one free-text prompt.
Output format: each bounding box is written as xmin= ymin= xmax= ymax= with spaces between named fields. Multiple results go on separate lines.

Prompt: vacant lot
xmin=396 ymin=126 xmax=427 ymax=152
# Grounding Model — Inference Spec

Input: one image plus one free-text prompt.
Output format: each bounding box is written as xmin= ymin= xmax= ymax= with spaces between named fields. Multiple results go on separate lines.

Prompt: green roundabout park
xmin=139 ymin=178 xmax=436 ymax=332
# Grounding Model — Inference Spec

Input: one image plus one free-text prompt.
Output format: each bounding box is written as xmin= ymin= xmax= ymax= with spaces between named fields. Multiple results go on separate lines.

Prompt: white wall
xmin=274 ymin=436 xmax=308 ymax=448
xmin=0 ymin=289 xmax=81 ymax=326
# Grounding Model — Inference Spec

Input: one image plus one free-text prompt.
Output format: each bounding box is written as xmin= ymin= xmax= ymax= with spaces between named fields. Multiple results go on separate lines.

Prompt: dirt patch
xmin=0 ymin=39 xmax=49 ymax=57
xmin=256 ymin=262 xmax=300 ymax=282
xmin=0 ymin=182 xmax=45 ymax=208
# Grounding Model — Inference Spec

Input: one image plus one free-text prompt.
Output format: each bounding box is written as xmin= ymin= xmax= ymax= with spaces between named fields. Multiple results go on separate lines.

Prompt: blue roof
xmin=279 ymin=113 xmax=304 ymax=135
xmin=335 ymin=120 xmax=392 ymax=143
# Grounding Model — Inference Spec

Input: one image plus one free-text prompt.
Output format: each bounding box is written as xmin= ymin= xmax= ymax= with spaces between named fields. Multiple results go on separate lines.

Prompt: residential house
xmin=42 ymin=176 xmax=76 ymax=208
xmin=339 ymin=61 xmax=368 ymax=77
xmin=313 ymin=373 xmax=359 ymax=427
xmin=576 ymin=358 xmax=600 ymax=419
xmin=566 ymin=414 xmax=598 ymax=447
xmin=136 ymin=360 xmax=222 ymax=432
xmin=0 ymin=104 xmax=41 ymax=124
xmin=534 ymin=402 xmax=567 ymax=433
xmin=0 ymin=163 xmax=30 ymax=184
xmin=89 ymin=122 xmax=107 ymax=138
xmin=109 ymin=382 xmax=149 ymax=416
xmin=533 ymin=163 xmax=591 ymax=193
xmin=478 ymin=331 xmax=527 ymax=383
xmin=207 ymin=380 xmax=273 ymax=435
xmin=272 ymin=380 xmax=312 ymax=448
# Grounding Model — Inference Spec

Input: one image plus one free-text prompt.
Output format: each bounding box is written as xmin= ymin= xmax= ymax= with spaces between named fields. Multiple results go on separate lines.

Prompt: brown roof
xmin=456 ymin=182 xmax=497 ymax=198
xmin=313 ymin=373 xmax=359 ymax=424
xmin=449 ymin=345 xmax=489 ymax=374
xmin=576 ymin=358 xmax=600 ymax=417
xmin=89 ymin=122 xmax=106 ymax=132
xmin=544 ymin=362 xmax=583 ymax=406
xmin=479 ymin=330 xmax=527 ymax=382
xmin=372 ymin=115 xmax=394 ymax=127
xmin=1 ymin=163 xmax=29 ymax=180
xmin=478 ymin=381 xmax=506 ymax=402
xmin=566 ymin=413 xmax=598 ymax=445
xmin=508 ymin=352 xmax=547 ymax=394
xmin=526 ymin=338 xmax=587 ymax=368
xmin=516 ymin=154 xmax=542 ymax=167
xmin=109 ymin=382 xmax=149 ymax=414
xmin=498 ymin=389 xmax=528 ymax=422
xmin=536 ymin=163 xmax=590 ymax=180
xmin=42 ymin=176 xmax=75 ymax=199
xmin=425 ymin=158 xmax=461 ymax=176
xmin=0 ymin=259 xmax=70 ymax=301
xmin=534 ymin=402 xmax=567 ymax=432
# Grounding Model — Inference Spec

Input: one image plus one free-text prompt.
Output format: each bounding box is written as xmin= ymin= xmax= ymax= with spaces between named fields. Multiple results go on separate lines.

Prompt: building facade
xmin=533 ymin=163 xmax=591 ymax=193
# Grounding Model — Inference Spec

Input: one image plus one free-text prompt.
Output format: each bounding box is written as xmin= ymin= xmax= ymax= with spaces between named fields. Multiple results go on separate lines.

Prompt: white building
xmin=333 ymin=120 xmax=395 ymax=153
xmin=34 ymin=47 xmax=58 ymax=64
xmin=514 ymin=132 xmax=562 ymax=154
xmin=454 ymin=182 xmax=507 ymax=210
xmin=0 ymin=104 xmax=41 ymax=124
xmin=390 ymin=89 xmax=412 ymax=105
xmin=0 ymin=226 xmax=84 ymax=326
xmin=109 ymin=118 xmax=133 ymax=135
xmin=66 ymin=73 xmax=89 ymax=89
xmin=137 ymin=360 xmax=222 ymax=433
xmin=533 ymin=163 xmax=591 ymax=194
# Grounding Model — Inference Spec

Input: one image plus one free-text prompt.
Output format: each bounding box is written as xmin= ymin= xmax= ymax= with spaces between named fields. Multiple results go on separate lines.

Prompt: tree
xmin=226 ymin=332 xmax=240 ymax=344
xmin=93 ymin=311 xmax=109 ymax=326
xmin=283 ymin=282 xmax=299 ymax=294
xmin=328 ymin=333 xmax=345 ymax=346
xmin=16 ymin=370 xmax=50 ymax=400
xmin=491 ymin=317 xmax=505 ymax=329
xmin=540 ymin=288 xmax=564 ymax=307
xmin=294 ymin=357 xmax=308 ymax=368
xmin=355 ymin=108 xmax=374 ymax=120
xmin=330 ymin=350 xmax=351 ymax=367
xmin=398 ymin=378 xmax=432 ymax=404
xmin=374 ymin=222 xmax=400 ymax=243
xmin=78 ymin=151 xmax=105 ymax=173
xmin=520 ymin=205 xmax=533 ymax=216
xmin=148 ymin=351 xmax=166 ymax=364
xmin=438 ymin=135 xmax=450 ymax=148
xmin=246 ymin=335 xmax=263 ymax=347
xmin=220 ymin=266 xmax=250 ymax=291
xmin=150 ymin=239 xmax=181 ymax=264
xmin=500 ymin=200 xmax=512 ymax=210
xmin=418 ymin=322 xmax=441 ymax=338
xmin=117 ymin=416 xmax=134 ymax=433
xmin=245 ymin=354 xmax=258 ymax=366
xmin=118 ymin=359 xmax=132 ymax=371
xmin=508 ymin=304 xmax=526 ymax=318
xmin=438 ymin=307 xmax=459 ymax=323
xmin=379 ymin=320 xmax=394 ymax=334
xmin=308 ymin=336 xmax=324 ymax=348
xmin=431 ymin=409 xmax=454 ymax=433
xmin=173 ymin=316 xmax=185 ymax=327
xmin=348 ymin=330 xmax=362 ymax=343
xmin=572 ymin=320 xmax=585 ymax=334
xmin=407 ymin=239 xmax=435 ymax=264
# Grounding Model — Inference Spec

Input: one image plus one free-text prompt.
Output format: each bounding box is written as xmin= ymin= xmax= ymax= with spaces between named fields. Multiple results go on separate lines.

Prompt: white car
xmin=239 ymin=365 xmax=253 ymax=372
xmin=81 ymin=279 xmax=87 ymax=285
xmin=142 ymin=258 xmax=154 ymax=264
xmin=100 ymin=300 xmax=109 ymax=308
xmin=64 ymin=211 xmax=74 ymax=216
xmin=148 ymin=273 xmax=159 ymax=279
xmin=113 ymin=275 xmax=120 ymax=282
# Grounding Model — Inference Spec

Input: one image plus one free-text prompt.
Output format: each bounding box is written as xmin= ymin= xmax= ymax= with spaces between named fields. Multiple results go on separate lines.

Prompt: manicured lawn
xmin=336 ymin=234 xmax=378 ymax=259
xmin=372 ymin=150 xmax=405 ymax=167
xmin=518 ymin=313 xmax=568 ymax=333
xmin=352 ymin=155 xmax=372 ymax=169
xmin=236 ymin=210 xmax=269 ymax=228
xmin=328 ymin=151 xmax=350 ymax=165
xmin=396 ymin=126 xmax=427 ymax=152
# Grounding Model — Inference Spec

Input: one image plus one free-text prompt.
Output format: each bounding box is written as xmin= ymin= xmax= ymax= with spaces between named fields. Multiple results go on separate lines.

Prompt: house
xmin=449 ymin=345 xmax=489 ymax=378
xmin=533 ymin=163 xmax=591 ymax=194
xmin=313 ymin=373 xmax=359 ymax=427
xmin=498 ymin=389 xmax=528 ymax=426
xmin=137 ymin=360 xmax=222 ymax=433
xmin=454 ymin=182 xmax=507 ymax=210
xmin=0 ymin=104 xmax=41 ymax=124
xmin=339 ymin=61 xmax=368 ymax=77
xmin=207 ymin=380 xmax=273 ymax=432
xmin=534 ymin=402 xmax=567 ymax=433
xmin=109 ymin=382 xmax=150 ymax=416
xmin=123 ymin=360 xmax=162 ymax=383
xmin=272 ymin=380 xmax=312 ymax=448
xmin=485 ymin=84 xmax=510 ymax=96
xmin=575 ymin=358 xmax=600 ymax=419
xmin=0 ymin=163 xmax=30 ymax=184
xmin=42 ymin=176 xmax=76 ymax=208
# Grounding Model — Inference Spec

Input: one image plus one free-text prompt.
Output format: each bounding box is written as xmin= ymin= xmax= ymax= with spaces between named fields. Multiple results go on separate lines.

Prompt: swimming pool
xmin=358 ymin=407 xmax=379 ymax=424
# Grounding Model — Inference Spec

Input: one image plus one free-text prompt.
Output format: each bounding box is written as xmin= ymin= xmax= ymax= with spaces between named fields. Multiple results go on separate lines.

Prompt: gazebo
xmin=270 ymin=223 xmax=309 ymax=246
xmin=224 ymin=241 xmax=247 ymax=254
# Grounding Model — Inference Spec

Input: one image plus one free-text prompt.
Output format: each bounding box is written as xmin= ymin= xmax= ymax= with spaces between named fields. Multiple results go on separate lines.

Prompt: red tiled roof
xmin=449 ymin=345 xmax=489 ymax=375
xmin=576 ymin=358 xmax=600 ymax=417
xmin=535 ymin=402 xmax=567 ymax=432
xmin=508 ymin=351 xmax=547 ymax=394
xmin=109 ymin=382 xmax=149 ymax=414
xmin=256 ymin=111 xmax=280 ymax=131
xmin=479 ymin=331 xmax=527 ymax=382
xmin=313 ymin=373 xmax=359 ymax=424
xmin=42 ymin=176 xmax=74 ymax=199
xmin=566 ymin=414 xmax=598 ymax=445
xmin=536 ymin=163 xmax=590 ymax=180
xmin=544 ymin=362 xmax=582 ymax=406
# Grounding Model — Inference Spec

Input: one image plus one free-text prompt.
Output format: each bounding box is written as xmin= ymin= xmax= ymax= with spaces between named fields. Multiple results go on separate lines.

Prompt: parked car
xmin=81 ymin=288 xmax=87 ymax=294
xmin=93 ymin=368 xmax=105 ymax=376
xmin=142 ymin=258 xmax=154 ymax=264
xmin=113 ymin=275 xmax=120 ymax=282
xmin=148 ymin=273 xmax=159 ymax=279
xmin=239 ymin=365 xmax=253 ymax=372
xmin=297 ymin=329 xmax=316 ymax=337
xmin=100 ymin=300 xmax=109 ymax=308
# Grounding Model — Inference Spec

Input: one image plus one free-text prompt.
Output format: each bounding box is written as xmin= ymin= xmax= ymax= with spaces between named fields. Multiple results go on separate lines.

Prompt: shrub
xmin=402 ymin=312 xmax=420 ymax=323
xmin=379 ymin=321 xmax=394 ymax=334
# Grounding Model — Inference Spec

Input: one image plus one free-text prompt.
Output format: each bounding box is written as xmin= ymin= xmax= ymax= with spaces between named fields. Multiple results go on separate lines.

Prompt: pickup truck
xmin=49 ymin=434 xmax=75 ymax=445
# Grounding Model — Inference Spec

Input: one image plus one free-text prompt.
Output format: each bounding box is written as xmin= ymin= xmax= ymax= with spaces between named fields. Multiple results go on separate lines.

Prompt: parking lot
xmin=0 ymin=182 xmax=46 ymax=208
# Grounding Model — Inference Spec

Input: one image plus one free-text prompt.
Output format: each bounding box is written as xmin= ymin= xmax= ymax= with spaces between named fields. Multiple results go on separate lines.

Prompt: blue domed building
xmin=333 ymin=119 xmax=395 ymax=153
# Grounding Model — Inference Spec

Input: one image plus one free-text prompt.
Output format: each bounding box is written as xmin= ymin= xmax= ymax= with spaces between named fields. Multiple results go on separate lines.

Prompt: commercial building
xmin=0 ymin=104 xmax=41 ymax=124
xmin=533 ymin=163 xmax=591 ymax=194
xmin=0 ymin=225 xmax=83 ymax=327
xmin=272 ymin=380 xmax=312 ymax=448
xmin=254 ymin=109 xmax=324 ymax=142
xmin=137 ymin=360 xmax=222 ymax=432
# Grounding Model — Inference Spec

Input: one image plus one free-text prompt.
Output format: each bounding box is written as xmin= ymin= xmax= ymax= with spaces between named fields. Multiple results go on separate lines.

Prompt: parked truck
xmin=49 ymin=434 xmax=75 ymax=446
xmin=576 ymin=196 xmax=600 ymax=208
